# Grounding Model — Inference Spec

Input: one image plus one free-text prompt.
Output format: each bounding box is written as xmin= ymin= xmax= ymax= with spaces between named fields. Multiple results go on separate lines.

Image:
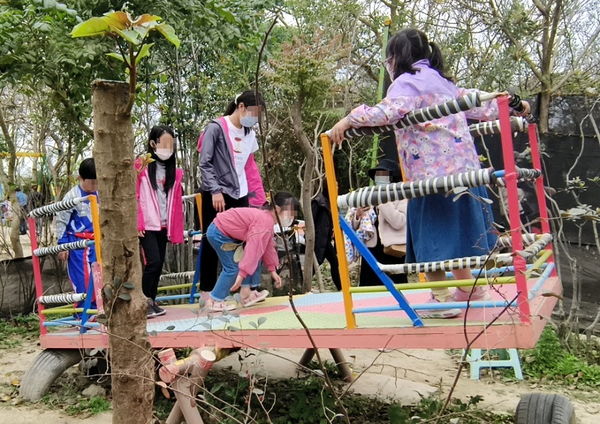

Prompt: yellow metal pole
xmin=195 ymin=193 xmax=203 ymax=231
xmin=321 ymin=133 xmax=357 ymax=329
xmin=524 ymin=249 xmax=553 ymax=277
xmin=88 ymin=195 xmax=103 ymax=265
xmin=350 ymin=276 xmax=516 ymax=293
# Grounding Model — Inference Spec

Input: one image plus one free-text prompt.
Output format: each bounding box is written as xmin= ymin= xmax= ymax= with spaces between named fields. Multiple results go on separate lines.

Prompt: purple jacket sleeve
xmin=346 ymin=96 xmax=417 ymax=128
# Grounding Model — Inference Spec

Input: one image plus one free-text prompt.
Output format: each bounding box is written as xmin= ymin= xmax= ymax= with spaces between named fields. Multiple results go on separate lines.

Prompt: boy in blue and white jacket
xmin=55 ymin=158 xmax=98 ymax=306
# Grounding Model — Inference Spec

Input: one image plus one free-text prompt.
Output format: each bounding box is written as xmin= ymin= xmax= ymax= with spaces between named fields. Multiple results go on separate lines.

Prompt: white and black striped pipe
xmin=380 ymin=233 xmax=552 ymax=275
xmin=29 ymin=196 xmax=87 ymax=218
xmin=468 ymin=117 xmax=528 ymax=137
xmin=33 ymin=240 xmax=93 ymax=257
xmin=38 ymin=292 xmax=86 ymax=305
xmin=337 ymin=167 xmax=543 ymax=208
xmin=159 ymin=271 xmax=196 ymax=281
xmin=516 ymin=233 xmax=553 ymax=260
xmin=343 ymin=92 xmax=483 ymax=139
xmin=379 ymin=253 xmax=513 ymax=275
xmin=495 ymin=233 xmax=539 ymax=249
xmin=337 ymin=168 xmax=494 ymax=208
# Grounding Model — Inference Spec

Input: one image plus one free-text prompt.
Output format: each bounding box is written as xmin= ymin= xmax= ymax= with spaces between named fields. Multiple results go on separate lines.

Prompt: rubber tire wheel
xmin=515 ymin=393 xmax=576 ymax=424
xmin=19 ymin=349 xmax=82 ymax=401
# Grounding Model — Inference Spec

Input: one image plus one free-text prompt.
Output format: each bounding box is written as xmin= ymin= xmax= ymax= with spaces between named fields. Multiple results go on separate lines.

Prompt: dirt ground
xmin=1 ymin=339 xmax=599 ymax=423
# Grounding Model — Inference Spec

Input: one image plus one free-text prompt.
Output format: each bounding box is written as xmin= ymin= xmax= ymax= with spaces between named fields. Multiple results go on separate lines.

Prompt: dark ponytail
xmin=427 ymin=41 xmax=451 ymax=81
xmin=261 ymin=191 xmax=299 ymax=211
xmin=386 ymin=29 xmax=453 ymax=82
xmin=224 ymin=90 xmax=266 ymax=115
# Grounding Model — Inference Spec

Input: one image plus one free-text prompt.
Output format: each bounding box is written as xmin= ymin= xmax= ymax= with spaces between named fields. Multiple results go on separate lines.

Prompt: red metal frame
xmin=527 ymin=124 xmax=557 ymax=276
xmin=498 ymin=96 xmax=530 ymax=323
xmin=27 ymin=217 xmax=47 ymax=335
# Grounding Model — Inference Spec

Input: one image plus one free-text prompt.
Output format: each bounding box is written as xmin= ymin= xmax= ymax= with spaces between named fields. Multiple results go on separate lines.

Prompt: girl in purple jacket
xmin=136 ymin=125 xmax=185 ymax=318
xmin=330 ymin=29 xmax=529 ymax=318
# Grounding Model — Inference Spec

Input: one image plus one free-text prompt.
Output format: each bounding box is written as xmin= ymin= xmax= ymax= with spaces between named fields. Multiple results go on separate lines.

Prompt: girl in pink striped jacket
xmin=136 ymin=125 xmax=185 ymax=318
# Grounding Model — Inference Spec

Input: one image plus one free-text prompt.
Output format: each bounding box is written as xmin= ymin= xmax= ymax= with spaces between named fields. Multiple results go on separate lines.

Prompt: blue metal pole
xmin=340 ymin=218 xmax=423 ymax=327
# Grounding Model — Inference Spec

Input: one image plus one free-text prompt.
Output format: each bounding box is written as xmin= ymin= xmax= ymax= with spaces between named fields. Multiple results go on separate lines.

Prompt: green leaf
xmin=71 ymin=17 xmax=110 ymax=38
xmin=114 ymin=28 xmax=141 ymax=45
xmin=122 ymin=282 xmax=135 ymax=289
xmin=257 ymin=317 xmax=267 ymax=326
xmin=103 ymin=11 xmax=129 ymax=31
xmin=117 ymin=293 xmax=131 ymax=301
xmin=155 ymin=23 xmax=180 ymax=48
xmin=135 ymin=43 xmax=154 ymax=64
xmin=165 ymin=325 xmax=175 ymax=330
xmin=132 ymin=14 xmax=161 ymax=26
xmin=248 ymin=321 xmax=257 ymax=329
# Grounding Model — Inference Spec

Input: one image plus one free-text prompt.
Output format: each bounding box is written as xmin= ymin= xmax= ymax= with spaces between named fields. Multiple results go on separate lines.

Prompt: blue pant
xmin=206 ymin=223 xmax=261 ymax=302
xmin=67 ymin=246 xmax=97 ymax=309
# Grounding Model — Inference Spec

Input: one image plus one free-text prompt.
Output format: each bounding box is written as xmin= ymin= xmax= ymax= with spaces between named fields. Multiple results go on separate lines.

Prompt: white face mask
xmin=374 ymin=176 xmax=390 ymax=186
xmin=155 ymin=148 xmax=173 ymax=161
xmin=279 ymin=213 xmax=294 ymax=228
xmin=240 ymin=114 xmax=259 ymax=128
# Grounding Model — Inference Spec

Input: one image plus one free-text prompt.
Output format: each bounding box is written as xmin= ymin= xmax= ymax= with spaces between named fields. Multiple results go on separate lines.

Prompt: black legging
xmin=317 ymin=243 xmax=342 ymax=291
xmin=199 ymin=191 xmax=248 ymax=292
xmin=140 ymin=229 xmax=168 ymax=300
xmin=359 ymin=241 xmax=408 ymax=286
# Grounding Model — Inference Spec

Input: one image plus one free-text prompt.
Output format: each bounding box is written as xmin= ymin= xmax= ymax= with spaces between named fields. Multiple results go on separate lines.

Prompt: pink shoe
xmin=418 ymin=296 xmax=461 ymax=319
xmin=453 ymin=287 xmax=491 ymax=302
xmin=241 ymin=290 xmax=269 ymax=308
xmin=205 ymin=298 xmax=237 ymax=312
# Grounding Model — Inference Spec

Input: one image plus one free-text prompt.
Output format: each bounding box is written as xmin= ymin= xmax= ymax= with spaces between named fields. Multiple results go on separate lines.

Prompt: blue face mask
xmin=240 ymin=114 xmax=259 ymax=128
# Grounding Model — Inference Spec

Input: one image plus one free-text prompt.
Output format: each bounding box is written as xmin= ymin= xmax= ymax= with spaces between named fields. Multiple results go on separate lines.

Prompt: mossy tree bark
xmin=91 ymin=80 xmax=154 ymax=424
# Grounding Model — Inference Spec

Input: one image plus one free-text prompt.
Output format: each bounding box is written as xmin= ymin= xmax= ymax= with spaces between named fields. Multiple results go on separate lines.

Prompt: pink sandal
xmin=241 ymin=290 xmax=269 ymax=308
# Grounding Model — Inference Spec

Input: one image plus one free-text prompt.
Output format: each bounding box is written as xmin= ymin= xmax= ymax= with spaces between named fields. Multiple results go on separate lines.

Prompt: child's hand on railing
xmin=329 ymin=117 xmax=352 ymax=145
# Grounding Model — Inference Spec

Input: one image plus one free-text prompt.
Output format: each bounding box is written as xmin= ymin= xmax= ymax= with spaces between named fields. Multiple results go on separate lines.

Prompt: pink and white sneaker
xmin=241 ymin=290 xmax=269 ymax=308
xmin=205 ymin=298 xmax=237 ymax=312
xmin=417 ymin=296 xmax=461 ymax=319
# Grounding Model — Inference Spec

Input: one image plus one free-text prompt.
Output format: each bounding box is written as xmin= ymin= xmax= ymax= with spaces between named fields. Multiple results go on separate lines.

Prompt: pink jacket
xmin=214 ymin=207 xmax=278 ymax=278
xmin=135 ymin=158 xmax=185 ymax=244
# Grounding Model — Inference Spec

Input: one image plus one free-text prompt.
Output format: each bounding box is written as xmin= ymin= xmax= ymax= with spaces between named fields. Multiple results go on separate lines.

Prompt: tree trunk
xmin=538 ymin=89 xmax=551 ymax=134
xmin=8 ymin=193 xmax=23 ymax=258
xmin=91 ymin=80 xmax=154 ymax=424
xmin=290 ymin=101 xmax=316 ymax=293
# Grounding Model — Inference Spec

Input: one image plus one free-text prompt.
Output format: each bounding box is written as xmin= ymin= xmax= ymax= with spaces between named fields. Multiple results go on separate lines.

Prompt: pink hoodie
xmin=135 ymin=158 xmax=185 ymax=244
xmin=213 ymin=207 xmax=278 ymax=278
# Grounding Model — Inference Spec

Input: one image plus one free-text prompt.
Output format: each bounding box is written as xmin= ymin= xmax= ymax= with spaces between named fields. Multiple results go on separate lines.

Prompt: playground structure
xmin=19 ymin=94 xmax=561 ymax=408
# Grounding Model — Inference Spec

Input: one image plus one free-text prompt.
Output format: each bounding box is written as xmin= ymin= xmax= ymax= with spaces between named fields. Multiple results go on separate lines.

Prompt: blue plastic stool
xmin=465 ymin=348 xmax=523 ymax=380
